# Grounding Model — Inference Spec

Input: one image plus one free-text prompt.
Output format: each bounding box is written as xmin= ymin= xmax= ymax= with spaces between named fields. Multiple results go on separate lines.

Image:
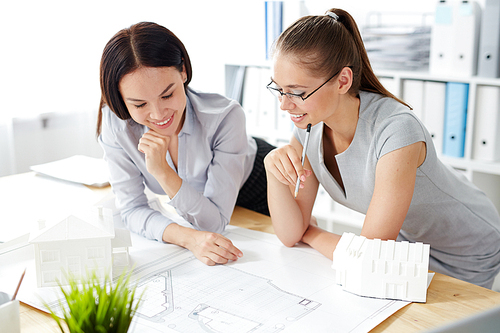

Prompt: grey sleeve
xmin=375 ymin=113 xmax=427 ymax=160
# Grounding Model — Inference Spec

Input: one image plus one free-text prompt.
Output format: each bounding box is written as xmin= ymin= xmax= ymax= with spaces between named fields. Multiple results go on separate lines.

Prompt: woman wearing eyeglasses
xmin=264 ymin=8 xmax=500 ymax=288
xmin=97 ymin=22 xmax=274 ymax=265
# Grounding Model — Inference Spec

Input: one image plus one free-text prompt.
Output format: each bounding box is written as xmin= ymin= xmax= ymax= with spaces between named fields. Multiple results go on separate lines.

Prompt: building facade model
xmin=28 ymin=206 xmax=131 ymax=287
xmin=332 ymin=232 xmax=430 ymax=302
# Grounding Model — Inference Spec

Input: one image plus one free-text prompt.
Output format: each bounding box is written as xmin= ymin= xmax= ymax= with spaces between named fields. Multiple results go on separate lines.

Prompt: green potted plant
xmin=44 ymin=269 xmax=142 ymax=333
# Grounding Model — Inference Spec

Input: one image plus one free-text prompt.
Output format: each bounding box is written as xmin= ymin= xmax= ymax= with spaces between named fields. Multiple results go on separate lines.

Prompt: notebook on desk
xmin=30 ymin=155 xmax=109 ymax=187
xmin=426 ymin=303 xmax=500 ymax=333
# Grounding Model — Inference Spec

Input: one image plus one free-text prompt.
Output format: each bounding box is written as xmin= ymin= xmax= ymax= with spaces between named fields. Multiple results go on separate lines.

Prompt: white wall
xmin=1 ymin=0 xmax=458 ymax=119
xmin=0 ymin=0 xmax=268 ymax=119
xmin=0 ymin=0 xmax=266 ymax=175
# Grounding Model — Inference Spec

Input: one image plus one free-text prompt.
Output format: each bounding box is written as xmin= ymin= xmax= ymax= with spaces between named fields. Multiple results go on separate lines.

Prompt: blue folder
xmin=265 ymin=1 xmax=283 ymax=60
xmin=443 ymin=82 xmax=469 ymax=158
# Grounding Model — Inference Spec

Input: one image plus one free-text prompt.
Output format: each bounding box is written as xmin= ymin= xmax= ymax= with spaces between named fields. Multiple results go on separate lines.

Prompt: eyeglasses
xmin=266 ymin=67 xmax=350 ymax=105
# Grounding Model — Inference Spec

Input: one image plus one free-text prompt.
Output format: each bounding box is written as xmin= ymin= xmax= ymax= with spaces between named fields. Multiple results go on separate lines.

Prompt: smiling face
xmin=119 ymin=66 xmax=187 ymax=136
xmin=271 ymin=53 xmax=340 ymax=130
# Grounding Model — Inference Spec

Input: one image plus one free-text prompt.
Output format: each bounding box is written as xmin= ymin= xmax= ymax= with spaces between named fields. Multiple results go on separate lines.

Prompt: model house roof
xmin=28 ymin=206 xmax=114 ymax=243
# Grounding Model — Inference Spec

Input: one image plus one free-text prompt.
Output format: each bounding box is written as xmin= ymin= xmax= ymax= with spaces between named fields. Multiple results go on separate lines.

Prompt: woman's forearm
xmin=301 ymin=225 xmax=341 ymax=260
xmin=267 ymin=173 xmax=309 ymax=247
xmin=162 ymin=223 xmax=243 ymax=266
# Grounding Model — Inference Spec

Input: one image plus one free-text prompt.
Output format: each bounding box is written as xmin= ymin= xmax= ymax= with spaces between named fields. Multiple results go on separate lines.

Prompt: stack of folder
xmin=429 ymin=0 xmax=481 ymax=77
xmin=430 ymin=0 xmax=500 ymax=78
xmin=402 ymin=80 xmax=470 ymax=158
xmin=402 ymin=79 xmax=500 ymax=161
xmin=363 ymin=25 xmax=431 ymax=72
xmin=362 ymin=12 xmax=432 ymax=72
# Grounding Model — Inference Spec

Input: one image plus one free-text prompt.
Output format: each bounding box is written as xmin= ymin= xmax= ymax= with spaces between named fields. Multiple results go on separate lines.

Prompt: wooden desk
xmin=6 ymin=176 xmax=500 ymax=332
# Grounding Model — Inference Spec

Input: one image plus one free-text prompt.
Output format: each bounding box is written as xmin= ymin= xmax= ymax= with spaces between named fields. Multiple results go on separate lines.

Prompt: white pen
xmin=294 ymin=123 xmax=312 ymax=198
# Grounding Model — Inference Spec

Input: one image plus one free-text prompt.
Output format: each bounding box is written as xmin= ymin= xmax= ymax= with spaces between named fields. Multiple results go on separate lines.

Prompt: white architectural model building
xmin=28 ymin=206 xmax=131 ymax=288
xmin=332 ymin=232 xmax=430 ymax=302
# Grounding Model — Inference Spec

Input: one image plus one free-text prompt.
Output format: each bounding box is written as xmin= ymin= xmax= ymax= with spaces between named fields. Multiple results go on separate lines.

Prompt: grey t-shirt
xmin=294 ymin=90 xmax=500 ymax=288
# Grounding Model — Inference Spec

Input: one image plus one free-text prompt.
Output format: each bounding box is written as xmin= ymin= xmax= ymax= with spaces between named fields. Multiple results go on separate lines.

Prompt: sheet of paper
xmin=0 ymin=173 xmax=101 ymax=245
xmin=1 ymin=224 xmax=412 ymax=333
xmin=30 ymin=155 xmax=109 ymax=187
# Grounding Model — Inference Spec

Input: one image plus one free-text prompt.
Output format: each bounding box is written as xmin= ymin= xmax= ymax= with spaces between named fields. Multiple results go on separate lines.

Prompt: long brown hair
xmin=96 ymin=22 xmax=193 ymax=137
xmin=273 ymin=8 xmax=410 ymax=108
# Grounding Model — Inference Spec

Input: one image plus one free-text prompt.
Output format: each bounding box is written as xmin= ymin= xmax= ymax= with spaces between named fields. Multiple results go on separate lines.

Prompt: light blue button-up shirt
xmin=99 ymin=88 xmax=257 ymax=242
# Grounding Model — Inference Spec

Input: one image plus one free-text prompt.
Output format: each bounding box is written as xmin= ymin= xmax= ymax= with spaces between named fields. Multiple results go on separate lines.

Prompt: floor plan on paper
xmin=12 ymin=225 xmax=410 ymax=333
xmin=131 ymin=252 xmax=320 ymax=332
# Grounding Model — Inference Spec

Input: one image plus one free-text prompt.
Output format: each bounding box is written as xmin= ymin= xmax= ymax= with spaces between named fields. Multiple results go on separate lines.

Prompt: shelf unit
xmin=226 ymin=65 xmax=500 ymax=234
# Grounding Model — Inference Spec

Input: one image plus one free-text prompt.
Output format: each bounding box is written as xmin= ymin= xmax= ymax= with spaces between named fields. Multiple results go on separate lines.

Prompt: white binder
xmin=477 ymin=0 xmax=500 ymax=78
xmin=473 ymin=85 xmax=500 ymax=161
xmin=402 ymin=79 xmax=425 ymax=122
xmin=452 ymin=0 xmax=481 ymax=76
xmin=258 ymin=67 xmax=277 ymax=132
xmin=241 ymin=66 xmax=261 ymax=133
xmin=423 ymin=81 xmax=447 ymax=156
xmin=430 ymin=0 xmax=481 ymax=76
xmin=429 ymin=0 xmax=455 ymax=75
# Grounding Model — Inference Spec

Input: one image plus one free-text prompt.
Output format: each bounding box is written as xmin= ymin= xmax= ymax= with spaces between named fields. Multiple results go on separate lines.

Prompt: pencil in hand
xmin=294 ymin=123 xmax=312 ymax=198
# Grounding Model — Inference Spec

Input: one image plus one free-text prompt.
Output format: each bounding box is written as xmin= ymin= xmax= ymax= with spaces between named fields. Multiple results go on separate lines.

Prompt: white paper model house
xmin=332 ymin=232 xmax=430 ymax=302
xmin=28 ymin=206 xmax=131 ymax=287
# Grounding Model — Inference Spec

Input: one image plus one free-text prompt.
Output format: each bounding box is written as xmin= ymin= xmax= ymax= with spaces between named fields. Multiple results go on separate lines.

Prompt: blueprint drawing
xmin=130 ymin=253 xmax=320 ymax=332
xmin=5 ymin=224 xmax=410 ymax=333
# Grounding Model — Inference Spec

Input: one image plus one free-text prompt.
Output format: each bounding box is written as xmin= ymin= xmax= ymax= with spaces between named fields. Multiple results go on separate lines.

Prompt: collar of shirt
xmin=179 ymin=91 xmax=195 ymax=137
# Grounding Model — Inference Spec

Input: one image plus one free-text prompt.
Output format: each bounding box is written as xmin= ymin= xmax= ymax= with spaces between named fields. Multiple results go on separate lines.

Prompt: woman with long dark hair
xmin=97 ymin=22 xmax=274 ymax=265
